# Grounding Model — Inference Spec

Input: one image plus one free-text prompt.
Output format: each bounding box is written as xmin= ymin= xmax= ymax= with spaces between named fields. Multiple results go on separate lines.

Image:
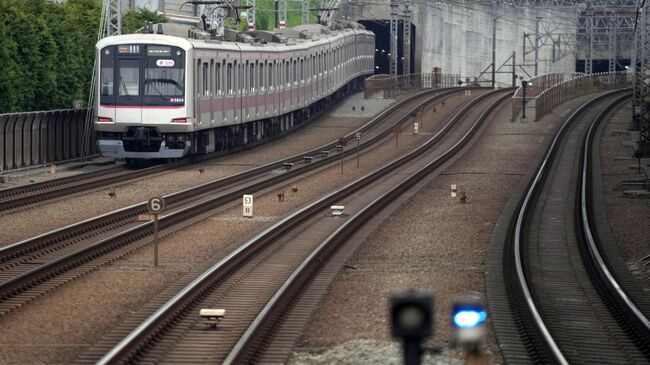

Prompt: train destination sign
xmin=156 ymin=59 xmax=175 ymax=67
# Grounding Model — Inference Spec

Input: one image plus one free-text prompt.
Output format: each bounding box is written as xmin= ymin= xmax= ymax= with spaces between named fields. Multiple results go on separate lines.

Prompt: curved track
xmin=0 ymin=88 xmax=456 ymax=213
xmin=498 ymin=90 xmax=650 ymax=364
xmin=0 ymin=88 xmax=467 ymax=316
xmin=82 ymin=89 xmax=513 ymax=365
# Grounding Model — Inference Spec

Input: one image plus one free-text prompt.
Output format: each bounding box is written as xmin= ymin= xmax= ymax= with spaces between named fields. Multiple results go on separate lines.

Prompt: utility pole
xmin=639 ymin=6 xmax=650 ymax=155
xmin=247 ymin=0 xmax=256 ymax=31
xmin=608 ymin=11 xmax=617 ymax=73
xmin=402 ymin=0 xmax=413 ymax=75
xmin=276 ymin=0 xmax=287 ymax=29
xmin=512 ymin=51 xmax=517 ymax=87
xmin=302 ymin=0 xmax=310 ymax=24
xmin=491 ymin=0 xmax=497 ymax=89
xmin=585 ymin=2 xmax=593 ymax=74
xmin=390 ymin=0 xmax=399 ymax=76
xmin=534 ymin=16 xmax=540 ymax=76
xmin=105 ymin=0 xmax=121 ymax=36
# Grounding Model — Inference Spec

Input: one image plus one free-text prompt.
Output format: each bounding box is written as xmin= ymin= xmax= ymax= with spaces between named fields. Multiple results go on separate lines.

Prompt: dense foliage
xmin=0 ymin=0 xmax=101 ymax=113
xmin=122 ymin=8 xmax=169 ymax=34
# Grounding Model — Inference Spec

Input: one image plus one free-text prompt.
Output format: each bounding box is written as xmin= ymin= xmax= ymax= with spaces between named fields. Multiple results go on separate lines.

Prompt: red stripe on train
xmin=99 ymin=104 xmax=185 ymax=109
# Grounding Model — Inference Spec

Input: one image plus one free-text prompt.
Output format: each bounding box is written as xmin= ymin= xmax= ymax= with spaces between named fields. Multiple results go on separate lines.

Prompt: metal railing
xmin=512 ymin=72 xmax=633 ymax=122
xmin=365 ymin=72 xmax=462 ymax=99
xmin=0 ymin=108 xmax=95 ymax=171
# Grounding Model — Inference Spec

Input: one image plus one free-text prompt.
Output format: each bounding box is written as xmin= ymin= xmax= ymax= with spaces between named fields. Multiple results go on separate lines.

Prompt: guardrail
xmin=512 ymin=72 xmax=633 ymax=122
xmin=365 ymin=73 xmax=463 ymax=99
xmin=0 ymin=108 xmax=95 ymax=171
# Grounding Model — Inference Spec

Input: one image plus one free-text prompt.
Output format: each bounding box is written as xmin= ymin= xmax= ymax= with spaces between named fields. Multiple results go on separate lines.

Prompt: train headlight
xmin=451 ymin=296 xmax=486 ymax=348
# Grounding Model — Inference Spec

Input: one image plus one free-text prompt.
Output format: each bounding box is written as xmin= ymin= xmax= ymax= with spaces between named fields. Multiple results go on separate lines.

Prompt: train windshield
xmin=100 ymin=44 xmax=185 ymax=107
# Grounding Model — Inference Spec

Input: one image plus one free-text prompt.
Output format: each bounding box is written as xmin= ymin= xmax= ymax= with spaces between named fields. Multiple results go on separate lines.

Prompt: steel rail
xmin=510 ymin=89 xmax=630 ymax=364
xmin=223 ymin=91 xmax=515 ymax=365
xmin=96 ymin=88 xmax=513 ymax=365
xmin=579 ymin=94 xmax=650 ymax=346
xmin=0 ymin=87 xmax=460 ymax=212
xmin=0 ymin=88 xmax=458 ymax=264
xmin=0 ymin=163 xmax=183 ymax=213
xmin=0 ymin=88 xmax=465 ymax=303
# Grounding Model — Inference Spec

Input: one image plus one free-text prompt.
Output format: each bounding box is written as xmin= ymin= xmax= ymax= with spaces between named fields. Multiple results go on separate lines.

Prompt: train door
xmin=115 ymin=56 xmax=143 ymax=124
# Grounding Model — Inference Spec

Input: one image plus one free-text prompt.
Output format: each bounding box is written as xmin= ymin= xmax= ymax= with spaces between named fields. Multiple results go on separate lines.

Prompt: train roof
xmin=96 ymin=21 xmax=372 ymax=53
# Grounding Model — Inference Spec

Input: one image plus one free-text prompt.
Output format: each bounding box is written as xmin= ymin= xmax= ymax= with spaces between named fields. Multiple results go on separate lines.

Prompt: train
xmin=94 ymin=20 xmax=376 ymax=161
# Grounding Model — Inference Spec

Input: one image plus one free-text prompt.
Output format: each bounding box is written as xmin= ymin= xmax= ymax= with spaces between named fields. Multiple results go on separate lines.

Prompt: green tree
xmin=0 ymin=1 xmax=21 ymax=112
xmin=0 ymin=0 xmax=101 ymax=113
xmin=256 ymin=10 xmax=270 ymax=31
xmin=122 ymin=8 xmax=169 ymax=34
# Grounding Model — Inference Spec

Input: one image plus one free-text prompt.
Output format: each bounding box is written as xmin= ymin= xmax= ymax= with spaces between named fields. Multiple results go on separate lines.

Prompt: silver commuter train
xmin=94 ymin=21 xmax=375 ymax=160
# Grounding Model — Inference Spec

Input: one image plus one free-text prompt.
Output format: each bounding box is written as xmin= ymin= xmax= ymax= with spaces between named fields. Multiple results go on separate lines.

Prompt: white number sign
xmin=147 ymin=196 xmax=165 ymax=214
xmin=243 ymin=194 xmax=253 ymax=217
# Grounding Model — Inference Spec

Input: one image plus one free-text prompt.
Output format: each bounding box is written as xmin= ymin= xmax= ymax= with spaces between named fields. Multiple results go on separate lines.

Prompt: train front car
xmin=94 ymin=35 xmax=194 ymax=160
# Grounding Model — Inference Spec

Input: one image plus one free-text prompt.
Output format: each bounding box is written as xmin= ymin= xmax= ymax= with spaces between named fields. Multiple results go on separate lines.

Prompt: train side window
xmin=293 ymin=60 xmax=297 ymax=86
xmin=243 ymin=61 xmax=248 ymax=94
xmin=259 ymin=62 xmax=264 ymax=91
xmin=210 ymin=61 xmax=215 ymax=95
xmin=202 ymin=63 xmax=209 ymax=96
xmin=215 ymin=62 xmax=221 ymax=95
xmin=227 ymin=62 xmax=233 ymax=94
xmin=249 ymin=62 xmax=255 ymax=92
xmin=285 ymin=61 xmax=290 ymax=87
xmin=235 ymin=62 xmax=240 ymax=95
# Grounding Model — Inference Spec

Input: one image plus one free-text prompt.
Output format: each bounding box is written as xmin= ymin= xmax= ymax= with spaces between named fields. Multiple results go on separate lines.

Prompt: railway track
xmin=77 ymin=88 xmax=514 ymax=364
xmin=0 ymin=162 xmax=173 ymax=213
xmin=0 ymin=88 xmax=455 ymax=213
xmin=496 ymin=90 xmax=650 ymax=364
xmin=0 ymin=87 xmax=469 ymax=316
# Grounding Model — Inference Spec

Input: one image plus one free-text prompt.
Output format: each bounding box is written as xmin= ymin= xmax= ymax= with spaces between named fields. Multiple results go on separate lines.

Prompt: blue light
xmin=453 ymin=310 xmax=487 ymax=328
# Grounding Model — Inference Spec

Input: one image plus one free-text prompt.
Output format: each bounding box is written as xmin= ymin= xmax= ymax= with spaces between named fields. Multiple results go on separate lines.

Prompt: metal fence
xmin=0 ymin=108 xmax=95 ymax=171
xmin=512 ymin=72 xmax=633 ymax=122
xmin=364 ymin=72 xmax=463 ymax=99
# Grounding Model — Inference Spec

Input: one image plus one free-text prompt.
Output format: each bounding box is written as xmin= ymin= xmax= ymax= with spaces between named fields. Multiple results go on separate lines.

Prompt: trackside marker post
xmin=355 ymin=132 xmax=362 ymax=168
xmin=243 ymin=194 xmax=253 ymax=218
xmin=145 ymin=196 xmax=165 ymax=267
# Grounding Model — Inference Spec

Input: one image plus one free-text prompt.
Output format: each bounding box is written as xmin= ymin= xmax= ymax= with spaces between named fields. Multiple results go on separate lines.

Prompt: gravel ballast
xmin=289 ymin=96 xmax=600 ymax=364
xmin=6 ymin=90 xmax=642 ymax=365
xmin=0 ymin=92 xmax=466 ymax=364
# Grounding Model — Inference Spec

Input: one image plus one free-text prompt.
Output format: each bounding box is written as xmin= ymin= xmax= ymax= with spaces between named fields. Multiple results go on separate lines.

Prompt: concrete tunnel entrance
xmin=358 ymin=19 xmax=416 ymax=75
